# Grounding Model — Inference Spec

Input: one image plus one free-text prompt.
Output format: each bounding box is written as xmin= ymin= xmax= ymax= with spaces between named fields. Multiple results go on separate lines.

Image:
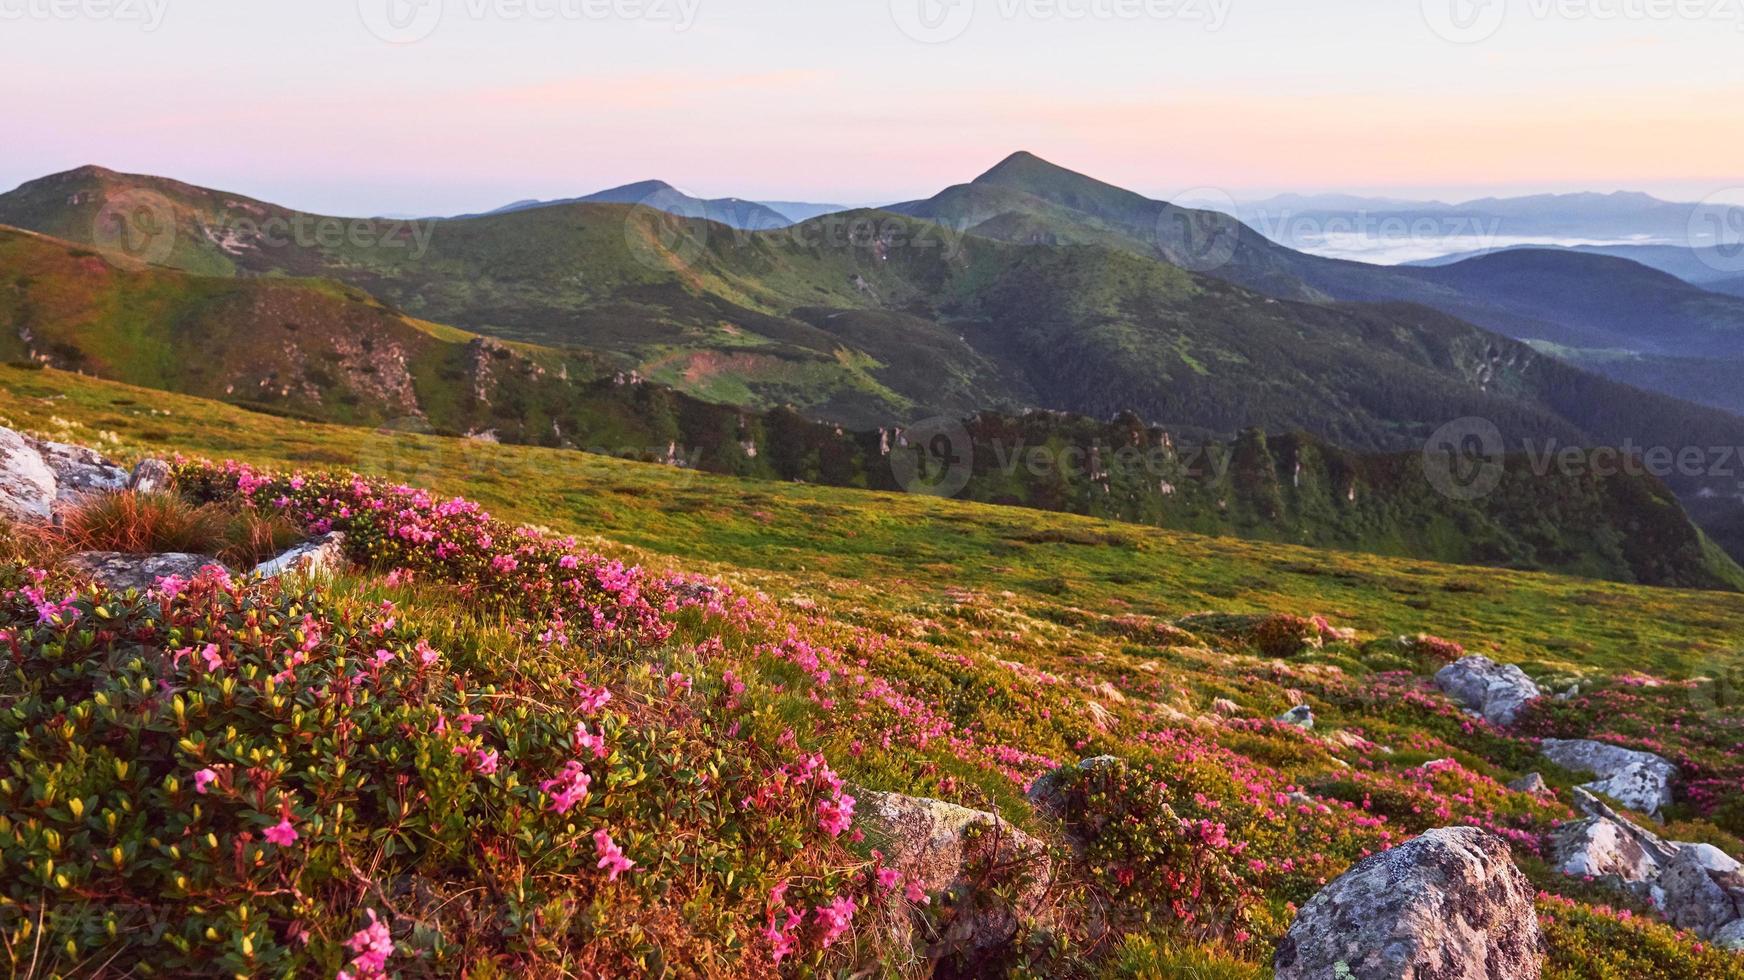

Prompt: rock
xmin=1715 ymin=918 xmax=1744 ymax=950
xmin=1026 ymin=756 xmax=1123 ymax=818
xmin=68 ymin=552 xmax=220 ymax=593
xmin=0 ymin=427 xmax=57 ymax=522
xmin=1540 ymin=739 xmax=1677 ymax=819
xmin=32 ymin=438 xmax=129 ymax=507
xmin=1274 ymin=827 xmax=1543 ymax=980
xmin=1548 ymin=814 xmax=1666 ymax=886
xmin=1673 ymin=843 xmax=1744 ymax=876
xmin=1508 ymin=773 xmax=1550 ymax=795
xmin=252 ymin=533 xmax=348 ymax=580
xmin=1276 ymin=705 xmax=1315 ymax=730
xmin=857 ymin=790 xmax=1052 ymax=953
xmin=1659 ymin=847 xmax=1744 ymax=936
xmin=1434 ymin=655 xmax=1541 ymax=726
xmin=128 ymin=458 xmax=173 ymax=494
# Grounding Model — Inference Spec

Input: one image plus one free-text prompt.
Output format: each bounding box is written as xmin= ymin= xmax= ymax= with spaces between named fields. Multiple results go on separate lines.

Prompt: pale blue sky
xmin=3 ymin=0 xmax=1741 ymax=215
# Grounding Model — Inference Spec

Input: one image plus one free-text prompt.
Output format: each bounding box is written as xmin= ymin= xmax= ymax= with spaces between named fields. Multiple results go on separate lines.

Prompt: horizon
xmin=5 ymin=0 xmax=1744 ymax=216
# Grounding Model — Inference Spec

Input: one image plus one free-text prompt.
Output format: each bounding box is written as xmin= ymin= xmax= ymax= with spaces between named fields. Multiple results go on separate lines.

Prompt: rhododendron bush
xmin=1 ymin=455 xmax=1739 ymax=977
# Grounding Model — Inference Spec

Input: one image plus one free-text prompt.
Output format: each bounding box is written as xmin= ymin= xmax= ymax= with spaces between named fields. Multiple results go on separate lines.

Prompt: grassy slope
xmin=5 ymin=363 xmax=1742 ymax=679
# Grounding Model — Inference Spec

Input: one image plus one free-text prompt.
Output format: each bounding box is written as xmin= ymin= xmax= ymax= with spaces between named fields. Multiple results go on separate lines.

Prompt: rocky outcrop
xmin=1434 ymin=655 xmax=1541 ymax=726
xmin=0 ymin=424 xmax=172 ymax=522
xmin=253 ymin=532 xmax=348 ymax=580
xmin=68 ymin=552 xmax=219 ymax=593
xmin=857 ymin=790 xmax=1053 ymax=954
xmin=1276 ymin=705 xmax=1315 ymax=730
xmin=1540 ymin=739 xmax=1676 ymax=819
xmin=1273 ymin=826 xmax=1543 ymax=980
xmin=0 ymin=427 xmax=58 ymax=521
xmin=33 ymin=438 xmax=129 ymax=506
xmin=1548 ymin=788 xmax=1744 ymax=943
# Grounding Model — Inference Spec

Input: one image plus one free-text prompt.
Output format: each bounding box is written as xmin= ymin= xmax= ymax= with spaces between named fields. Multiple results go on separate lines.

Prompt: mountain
xmin=755 ymin=200 xmax=849 ymax=223
xmin=8 ymin=162 xmax=1744 ymax=563
xmin=7 ymin=223 xmax=1742 ymax=588
xmin=1409 ymin=242 xmax=1744 ymax=286
xmin=483 ymin=179 xmax=797 ymax=230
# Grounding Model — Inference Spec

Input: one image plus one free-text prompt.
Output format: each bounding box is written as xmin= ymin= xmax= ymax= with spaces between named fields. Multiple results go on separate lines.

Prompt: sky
xmin=3 ymin=0 xmax=1743 ymax=216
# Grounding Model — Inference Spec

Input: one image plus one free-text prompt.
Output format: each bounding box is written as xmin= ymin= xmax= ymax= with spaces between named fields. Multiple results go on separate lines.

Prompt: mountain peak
xmin=973 ymin=150 xmax=1073 ymax=186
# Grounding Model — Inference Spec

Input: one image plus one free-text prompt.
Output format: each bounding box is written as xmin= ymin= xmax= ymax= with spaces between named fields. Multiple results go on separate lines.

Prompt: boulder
xmin=1548 ymin=814 xmax=1666 ymax=886
xmin=0 ymin=427 xmax=57 ymax=522
xmin=33 ymin=438 xmax=129 ymax=507
xmin=68 ymin=552 xmax=220 ymax=593
xmin=128 ymin=458 xmax=173 ymax=494
xmin=1539 ymin=739 xmax=1676 ymax=819
xmin=252 ymin=532 xmax=348 ymax=580
xmin=1273 ymin=827 xmax=1543 ymax=980
xmin=1434 ymin=655 xmax=1541 ymax=726
xmin=857 ymin=790 xmax=1053 ymax=954
xmin=1715 ymin=918 xmax=1744 ymax=950
xmin=1673 ymin=843 xmax=1743 ymax=876
xmin=1659 ymin=847 xmax=1744 ymax=936
xmin=1507 ymin=773 xmax=1550 ymax=795
xmin=1276 ymin=705 xmax=1315 ymax=730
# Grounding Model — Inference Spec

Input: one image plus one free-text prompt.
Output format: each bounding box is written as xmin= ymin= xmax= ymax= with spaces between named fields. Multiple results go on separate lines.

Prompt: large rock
xmin=33 ymin=438 xmax=129 ymax=507
xmin=1540 ymin=739 xmax=1676 ymax=819
xmin=253 ymin=532 xmax=348 ymax=580
xmin=1273 ymin=827 xmax=1543 ymax=980
xmin=1434 ymin=655 xmax=1541 ymax=726
xmin=1507 ymin=773 xmax=1550 ymax=795
xmin=68 ymin=552 xmax=220 ymax=593
xmin=0 ymin=427 xmax=57 ymax=522
xmin=1276 ymin=705 xmax=1315 ymax=730
xmin=1659 ymin=847 xmax=1744 ymax=936
xmin=857 ymin=790 xmax=1052 ymax=954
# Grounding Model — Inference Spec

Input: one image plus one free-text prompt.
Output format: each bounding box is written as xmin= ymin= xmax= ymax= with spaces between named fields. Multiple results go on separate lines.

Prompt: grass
xmin=5 ymin=364 xmax=1742 ymax=682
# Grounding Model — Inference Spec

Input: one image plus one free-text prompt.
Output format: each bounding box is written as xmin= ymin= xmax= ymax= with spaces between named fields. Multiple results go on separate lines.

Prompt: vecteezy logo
xmin=891 ymin=0 xmax=974 ymax=43
xmin=1422 ymin=0 xmax=1506 ymax=43
xmin=889 ymin=416 xmax=974 ymax=498
xmin=91 ymin=189 xmax=178 ymax=266
xmin=359 ymin=0 xmax=443 ymax=44
xmin=1423 ymin=417 xmax=1505 ymax=501
xmin=1158 ymin=187 xmax=1241 ymax=274
xmin=1689 ymin=191 xmax=1744 ymax=275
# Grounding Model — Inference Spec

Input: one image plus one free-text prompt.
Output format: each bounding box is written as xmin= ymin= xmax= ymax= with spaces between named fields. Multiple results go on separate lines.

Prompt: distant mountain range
xmin=469 ymin=181 xmax=843 ymax=230
xmin=1215 ymin=189 xmax=1739 ymax=244
xmin=4 ymin=156 xmax=1744 ymax=567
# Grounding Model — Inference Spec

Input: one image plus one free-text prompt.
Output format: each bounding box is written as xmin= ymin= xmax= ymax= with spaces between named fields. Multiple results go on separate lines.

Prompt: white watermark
xmin=1423 ymin=0 xmax=1744 ymax=43
xmin=216 ymin=212 xmax=439 ymax=261
xmin=359 ymin=0 xmax=702 ymax=44
xmin=0 ymin=0 xmax=168 ymax=29
xmin=891 ymin=0 xmax=1231 ymax=43
xmin=1424 ymin=417 xmax=1744 ymax=501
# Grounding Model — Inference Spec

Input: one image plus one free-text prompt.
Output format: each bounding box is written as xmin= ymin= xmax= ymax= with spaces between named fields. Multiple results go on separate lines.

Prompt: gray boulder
xmin=128 ymin=458 xmax=173 ymax=494
xmin=1540 ymin=739 xmax=1676 ymax=819
xmin=1434 ymin=655 xmax=1541 ymax=726
xmin=1276 ymin=705 xmax=1315 ymax=730
xmin=1659 ymin=847 xmax=1744 ymax=936
xmin=68 ymin=552 xmax=220 ymax=593
xmin=253 ymin=532 xmax=348 ymax=580
xmin=1274 ymin=826 xmax=1543 ymax=980
xmin=1507 ymin=773 xmax=1550 ymax=795
xmin=0 ymin=427 xmax=57 ymax=522
xmin=857 ymin=790 xmax=1052 ymax=955
xmin=33 ymin=438 xmax=129 ymax=507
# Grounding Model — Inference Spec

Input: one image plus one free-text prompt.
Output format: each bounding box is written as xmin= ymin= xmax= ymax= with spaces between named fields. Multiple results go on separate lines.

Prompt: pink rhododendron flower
xmin=541 ymin=761 xmax=592 ymax=814
xmin=336 ymin=909 xmax=393 ymax=979
xmin=593 ymin=829 xmax=635 ymax=880
xmin=263 ymin=817 xmax=299 ymax=847
xmin=194 ymin=768 xmax=218 ymax=794
xmin=814 ymin=894 xmax=856 ymax=947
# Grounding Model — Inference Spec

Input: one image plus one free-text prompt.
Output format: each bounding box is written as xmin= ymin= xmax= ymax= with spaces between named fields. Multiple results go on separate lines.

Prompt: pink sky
xmin=3 ymin=0 xmax=1742 ymax=215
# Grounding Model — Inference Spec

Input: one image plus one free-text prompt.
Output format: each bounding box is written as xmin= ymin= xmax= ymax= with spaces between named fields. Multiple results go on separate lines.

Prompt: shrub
xmin=56 ymin=490 xmax=228 ymax=556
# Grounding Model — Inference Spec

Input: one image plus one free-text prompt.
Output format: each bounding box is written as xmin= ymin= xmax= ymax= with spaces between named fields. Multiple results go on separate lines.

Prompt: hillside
xmin=5 ymin=229 xmax=1742 ymax=589
xmin=5 ymin=370 xmax=1744 ymax=976
xmin=8 ymin=167 xmax=1744 ymax=566
xmin=891 ymin=154 xmax=1744 ymax=412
